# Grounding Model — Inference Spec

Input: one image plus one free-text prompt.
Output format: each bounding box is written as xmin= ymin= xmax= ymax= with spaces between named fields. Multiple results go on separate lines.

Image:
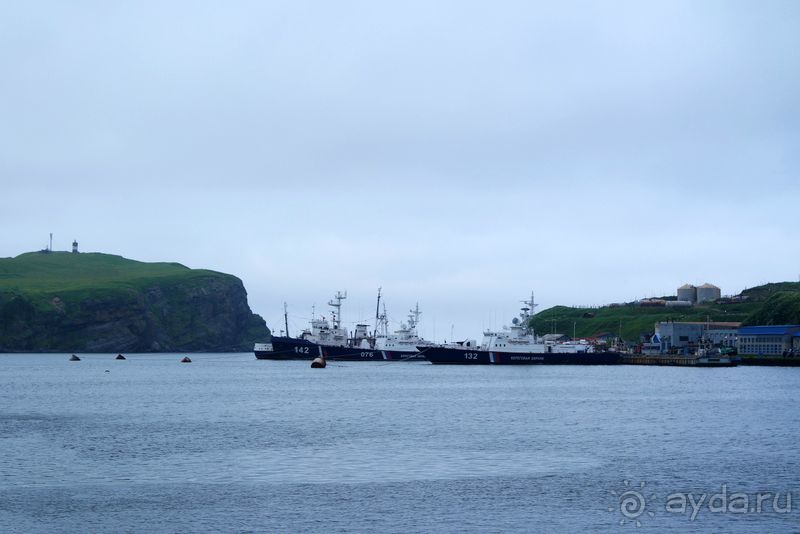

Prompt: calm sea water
xmin=1 ymin=353 xmax=798 ymax=533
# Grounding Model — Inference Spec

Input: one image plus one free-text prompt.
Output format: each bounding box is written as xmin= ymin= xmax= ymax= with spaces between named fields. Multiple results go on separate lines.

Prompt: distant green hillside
xmin=740 ymin=282 xmax=800 ymax=302
xmin=0 ymin=251 xmax=269 ymax=352
xmin=742 ymin=291 xmax=800 ymax=327
xmin=1 ymin=252 xmax=217 ymax=298
xmin=531 ymin=282 xmax=800 ymax=342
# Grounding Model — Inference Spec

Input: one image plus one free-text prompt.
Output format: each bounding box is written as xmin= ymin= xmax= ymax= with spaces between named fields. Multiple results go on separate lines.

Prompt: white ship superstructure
xmin=480 ymin=293 xmax=594 ymax=354
xmin=299 ymin=291 xmax=349 ymax=347
xmin=375 ymin=302 xmax=435 ymax=352
xmin=421 ymin=292 xmax=619 ymax=364
xmin=256 ymin=289 xmax=433 ymax=361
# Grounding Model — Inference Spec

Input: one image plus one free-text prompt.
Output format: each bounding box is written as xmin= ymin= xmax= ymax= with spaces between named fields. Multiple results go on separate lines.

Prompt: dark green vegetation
xmin=743 ymin=291 xmax=800 ymax=327
xmin=531 ymin=282 xmax=800 ymax=342
xmin=0 ymin=252 xmax=269 ymax=352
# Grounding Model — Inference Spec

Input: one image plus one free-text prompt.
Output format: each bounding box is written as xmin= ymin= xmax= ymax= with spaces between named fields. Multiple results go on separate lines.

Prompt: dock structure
xmin=621 ymin=354 xmax=736 ymax=367
xmin=622 ymin=355 xmax=698 ymax=366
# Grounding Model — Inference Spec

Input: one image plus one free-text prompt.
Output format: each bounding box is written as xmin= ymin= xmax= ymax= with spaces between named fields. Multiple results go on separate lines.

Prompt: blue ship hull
xmin=420 ymin=346 xmax=622 ymax=365
xmin=255 ymin=336 xmax=420 ymax=361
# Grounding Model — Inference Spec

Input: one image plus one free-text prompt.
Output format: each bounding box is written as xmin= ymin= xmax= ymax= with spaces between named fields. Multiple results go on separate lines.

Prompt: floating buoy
xmin=116 ymin=354 xmax=126 ymax=360
xmin=69 ymin=354 xmax=81 ymax=361
xmin=311 ymin=357 xmax=326 ymax=368
xmin=180 ymin=356 xmax=192 ymax=363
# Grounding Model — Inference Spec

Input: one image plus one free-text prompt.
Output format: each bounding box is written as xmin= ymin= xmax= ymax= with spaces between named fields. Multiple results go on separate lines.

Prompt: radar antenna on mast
xmin=521 ymin=291 xmax=538 ymax=336
xmin=408 ymin=303 xmax=422 ymax=331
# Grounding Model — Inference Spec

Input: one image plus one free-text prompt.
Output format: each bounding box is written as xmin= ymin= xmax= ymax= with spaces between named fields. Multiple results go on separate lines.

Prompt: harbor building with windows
xmin=737 ymin=325 xmax=800 ymax=356
xmin=653 ymin=321 xmax=740 ymax=354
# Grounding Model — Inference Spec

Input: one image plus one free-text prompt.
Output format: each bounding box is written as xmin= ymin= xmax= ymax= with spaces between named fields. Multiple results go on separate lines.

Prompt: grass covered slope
xmin=530 ymin=282 xmax=800 ymax=342
xmin=0 ymin=251 xmax=269 ymax=352
xmin=1 ymin=252 xmax=216 ymax=295
xmin=741 ymin=291 xmax=800 ymax=327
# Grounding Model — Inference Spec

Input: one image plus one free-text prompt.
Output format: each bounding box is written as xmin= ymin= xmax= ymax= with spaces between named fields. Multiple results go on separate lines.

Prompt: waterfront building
xmin=703 ymin=323 xmax=740 ymax=347
xmin=654 ymin=321 xmax=740 ymax=354
xmin=737 ymin=325 xmax=800 ymax=356
xmin=657 ymin=322 xmax=703 ymax=352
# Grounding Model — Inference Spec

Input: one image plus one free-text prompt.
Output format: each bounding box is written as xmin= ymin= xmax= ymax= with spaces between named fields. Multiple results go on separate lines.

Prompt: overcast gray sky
xmin=1 ymin=1 xmax=798 ymax=341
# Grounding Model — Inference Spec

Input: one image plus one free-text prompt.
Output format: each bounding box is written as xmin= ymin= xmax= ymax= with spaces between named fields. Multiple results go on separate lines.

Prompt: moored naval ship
xmin=373 ymin=302 xmax=436 ymax=358
xmin=254 ymin=290 xmax=433 ymax=361
xmin=419 ymin=293 xmax=622 ymax=365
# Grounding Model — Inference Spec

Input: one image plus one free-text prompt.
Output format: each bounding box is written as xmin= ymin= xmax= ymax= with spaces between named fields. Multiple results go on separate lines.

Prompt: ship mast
xmin=521 ymin=291 xmax=538 ymax=337
xmin=328 ymin=290 xmax=347 ymax=330
xmin=284 ymin=302 xmax=290 ymax=338
xmin=408 ymin=302 xmax=421 ymax=332
xmin=372 ymin=287 xmax=382 ymax=339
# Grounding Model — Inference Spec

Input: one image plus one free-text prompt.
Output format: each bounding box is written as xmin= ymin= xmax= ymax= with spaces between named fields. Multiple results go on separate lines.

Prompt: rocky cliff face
xmin=0 ymin=260 xmax=269 ymax=352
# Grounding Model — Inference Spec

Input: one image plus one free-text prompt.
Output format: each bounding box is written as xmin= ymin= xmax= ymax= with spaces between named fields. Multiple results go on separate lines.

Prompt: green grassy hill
xmin=0 ymin=252 xmax=220 ymax=300
xmin=0 ymin=251 xmax=269 ymax=352
xmin=531 ymin=282 xmax=800 ymax=342
xmin=742 ymin=291 xmax=800 ymax=327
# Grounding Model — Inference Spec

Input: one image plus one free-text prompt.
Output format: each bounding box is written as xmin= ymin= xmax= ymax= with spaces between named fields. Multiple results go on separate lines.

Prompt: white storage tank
xmin=677 ymin=284 xmax=697 ymax=303
xmin=696 ymin=283 xmax=721 ymax=304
